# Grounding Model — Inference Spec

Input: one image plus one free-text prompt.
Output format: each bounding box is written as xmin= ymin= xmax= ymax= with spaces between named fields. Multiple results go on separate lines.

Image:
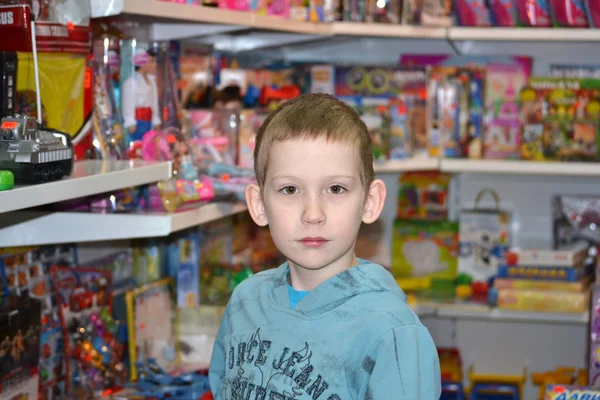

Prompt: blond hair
xmin=253 ymin=93 xmax=374 ymax=190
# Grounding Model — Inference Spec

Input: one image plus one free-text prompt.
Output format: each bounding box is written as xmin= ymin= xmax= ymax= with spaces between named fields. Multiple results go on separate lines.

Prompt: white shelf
xmin=433 ymin=303 xmax=589 ymax=325
xmin=0 ymin=160 xmax=172 ymax=214
xmin=331 ymin=22 xmax=446 ymax=38
xmin=374 ymin=158 xmax=439 ymax=173
xmin=441 ymin=159 xmax=600 ymax=176
xmin=0 ymin=202 xmax=248 ymax=247
xmin=449 ymin=27 xmax=600 ymax=42
xmin=92 ymin=0 xmax=600 ymax=42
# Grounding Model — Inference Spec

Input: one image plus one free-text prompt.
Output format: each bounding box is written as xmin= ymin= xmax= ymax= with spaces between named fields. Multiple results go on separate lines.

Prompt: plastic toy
xmin=0 ymin=170 xmax=14 ymax=191
xmin=467 ymin=366 xmax=527 ymax=400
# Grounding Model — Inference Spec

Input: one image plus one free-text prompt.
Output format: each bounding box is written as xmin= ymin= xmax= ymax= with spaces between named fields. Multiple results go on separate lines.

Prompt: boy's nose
xmin=301 ymin=198 xmax=326 ymax=225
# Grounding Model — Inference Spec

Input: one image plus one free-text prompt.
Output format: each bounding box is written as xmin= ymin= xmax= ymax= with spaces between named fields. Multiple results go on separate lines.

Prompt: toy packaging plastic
xmin=349 ymin=100 xmax=391 ymax=162
xmin=545 ymin=385 xmax=600 ymax=399
xmin=397 ymin=171 xmax=451 ymax=220
xmin=391 ymin=219 xmax=459 ymax=282
xmin=550 ymin=0 xmax=589 ymax=26
xmin=552 ymin=195 xmax=600 ymax=247
xmin=402 ymin=0 xmax=454 ymax=26
xmin=185 ymin=109 xmax=239 ymax=166
xmin=498 ymin=288 xmax=588 ymax=313
xmin=126 ymin=278 xmax=179 ymax=381
xmin=590 ymin=284 xmax=600 ymax=387
xmin=488 ymin=0 xmax=518 ymax=25
xmin=133 ymin=240 xmax=166 ymax=286
xmin=50 ymin=266 xmax=127 ymax=397
xmin=0 ymin=295 xmax=41 ymax=400
xmin=515 ymin=0 xmax=552 ymax=25
xmin=167 ymin=230 xmax=201 ymax=309
xmin=455 ymin=0 xmax=493 ymax=26
xmin=459 ymin=189 xmax=511 ymax=282
xmin=199 ymin=219 xmax=234 ymax=306
xmin=585 ymin=0 xmax=600 ymax=27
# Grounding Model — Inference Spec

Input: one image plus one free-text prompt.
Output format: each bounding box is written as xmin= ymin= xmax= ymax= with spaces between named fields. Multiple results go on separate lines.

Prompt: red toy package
xmin=550 ymin=0 xmax=589 ymax=26
xmin=515 ymin=0 xmax=552 ymax=26
xmin=50 ymin=266 xmax=127 ymax=399
xmin=455 ymin=0 xmax=493 ymax=26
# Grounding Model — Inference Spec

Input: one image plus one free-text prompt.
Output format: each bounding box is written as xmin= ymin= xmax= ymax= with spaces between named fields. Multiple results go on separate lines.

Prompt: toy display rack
xmin=94 ymin=0 xmax=600 ymax=44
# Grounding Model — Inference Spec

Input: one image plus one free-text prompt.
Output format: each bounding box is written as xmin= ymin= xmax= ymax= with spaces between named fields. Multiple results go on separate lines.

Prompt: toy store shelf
xmin=435 ymin=303 xmax=590 ymax=325
xmin=332 ymin=22 xmax=446 ymax=39
xmin=440 ymin=159 xmax=600 ymax=176
xmin=0 ymin=160 xmax=172 ymax=215
xmin=449 ymin=27 xmax=600 ymax=42
xmin=0 ymin=202 xmax=248 ymax=247
xmin=374 ymin=158 xmax=440 ymax=174
xmin=102 ymin=0 xmax=333 ymax=35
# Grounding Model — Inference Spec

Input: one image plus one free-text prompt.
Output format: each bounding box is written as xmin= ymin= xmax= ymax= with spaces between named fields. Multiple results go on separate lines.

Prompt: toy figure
xmin=11 ymin=329 xmax=24 ymax=362
xmin=121 ymin=48 xmax=161 ymax=142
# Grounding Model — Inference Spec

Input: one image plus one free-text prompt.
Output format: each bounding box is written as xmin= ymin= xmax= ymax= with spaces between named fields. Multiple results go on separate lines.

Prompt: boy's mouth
xmin=298 ymin=237 xmax=329 ymax=248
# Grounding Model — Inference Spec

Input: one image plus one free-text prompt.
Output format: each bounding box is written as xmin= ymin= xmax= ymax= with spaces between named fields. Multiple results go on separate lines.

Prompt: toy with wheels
xmin=467 ymin=366 xmax=527 ymax=400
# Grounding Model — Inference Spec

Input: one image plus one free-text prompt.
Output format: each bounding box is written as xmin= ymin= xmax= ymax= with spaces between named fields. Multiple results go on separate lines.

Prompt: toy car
xmin=69 ymin=287 xmax=94 ymax=312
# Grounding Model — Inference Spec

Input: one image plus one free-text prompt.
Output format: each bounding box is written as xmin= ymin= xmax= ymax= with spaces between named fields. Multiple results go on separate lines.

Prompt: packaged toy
xmin=50 ymin=266 xmax=127 ymax=397
xmin=486 ymin=74 xmax=522 ymax=160
xmin=498 ymin=288 xmax=588 ymax=313
xmin=519 ymin=82 xmax=553 ymax=161
xmin=366 ymin=0 xmax=402 ymax=22
xmin=488 ymin=0 xmax=518 ymax=25
xmin=267 ymin=0 xmax=291 ymax=17
xmin=552 ymin=195 xmax=600 ymax=247
xmin=397 ymin=171 xmax=451 ymax=220
xmin=290 ymin=0 xmax=335 ymax=21
xmin=497 ymin=263 xmax=593 ymax=281
xmin=515 ymin=0 xmax=552 ymax=25
xmin=185 ymin=109 xmax=239 ymax=166
xmin=494 ymin=277 xmax=589 ymax=292
xmin=455 ymin=0 xmax=493 ymax=26
xmin=585 ymin=0 xmax=600 ymax=27
xmin=343 ymin=0 xmax=367 ymax=20
xmin=167 ymin=230 xmax=201 ymax=309
xmin=350 ymin=100 xmax=391 ymax=162
xmin=199 ymin=220 xmax=234 ymax=306
xmin=545 ymin=385 xmax=600 ymax=399
xmin=238 ymin=109 xmax=265 ymax=169
xmin=133 ymin=240 xmax=166 ymax=286
xmin=120 ymin=40 xmax=160 ymax=144
xmin=468 ymin=366 xmax=526 ymax=400
xmin=402 ymin=0 xmax=453 ymax=26
xmin=391 ymin=219 xmax=459 ymax=291
xmin=0 ymin=295 xmax=41 ymax=400
xmin=173 ymin=44 xmax=214 ymax=109
xmin=551 ymin=65 xmax=600 ymax=79
xmin=459 ymin=189 xmax=511 ymax=283
xmin=126 ymin=278 xmax=179 ymax=381
xmin=550 ymin=0 xmax=589 ymax=26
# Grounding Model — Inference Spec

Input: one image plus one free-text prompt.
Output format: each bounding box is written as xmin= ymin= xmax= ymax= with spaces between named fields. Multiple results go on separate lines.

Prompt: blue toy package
xmin=168 ymin=230 xmax=201 ymax=308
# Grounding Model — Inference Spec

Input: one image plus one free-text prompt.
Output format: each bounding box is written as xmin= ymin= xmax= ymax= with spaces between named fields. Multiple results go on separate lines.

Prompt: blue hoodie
xmin=209 ymin=260 xmax=441 ymax=399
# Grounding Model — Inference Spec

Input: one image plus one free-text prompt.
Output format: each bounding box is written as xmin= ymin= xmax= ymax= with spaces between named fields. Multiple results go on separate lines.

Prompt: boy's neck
xmin=288 ymin=252 xmax=359 ymax=292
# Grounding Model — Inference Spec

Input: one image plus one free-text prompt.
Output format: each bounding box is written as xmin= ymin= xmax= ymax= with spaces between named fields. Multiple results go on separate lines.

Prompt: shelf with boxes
xmin=0 ymin=160 xmax=172 ymax=214
xmin=92 ymin=0 xmax=600 ymax=44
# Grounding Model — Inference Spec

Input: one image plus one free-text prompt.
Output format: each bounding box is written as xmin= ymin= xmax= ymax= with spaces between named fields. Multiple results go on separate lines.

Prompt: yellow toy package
xmin=397 ymin=171 xmax=451 ymax=220
xmin=15 ymin=52 xmax=87 ymax=138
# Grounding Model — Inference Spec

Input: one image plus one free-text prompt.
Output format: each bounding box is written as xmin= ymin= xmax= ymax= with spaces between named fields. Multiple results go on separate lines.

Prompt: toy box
xmin=402 ymin=0 xmax=454 ymax=26
xmin=545 ymin=385 xmax=600 ymax=399
xmin=348 ymin=100 xmax=391 ymax=162
xmin=397 ymin=171 xmax=451 ymax=220
xmin=126 ymin=278 xmax=179 ymax=381
xmin=199 ymin=219 xmax=234 ymax=305
xmin=521 ymin=78 xmax=600 ymax=162
xmin=168 ymin=230 xmax=201 ymax=309
xmin=132 ymin=239 xmax=166 ymax=285
xmin=497 ymin=288 xmax=588 ymax=313
xmin=0 ymin=295 xmax=41 ymax=400
xmin=185 ymin=109 xmax=239 ymax=166
xmin=391 ymin=219 xmax=459 ymax=282
xmin=458 ymin=190 xmax=511 ymax=282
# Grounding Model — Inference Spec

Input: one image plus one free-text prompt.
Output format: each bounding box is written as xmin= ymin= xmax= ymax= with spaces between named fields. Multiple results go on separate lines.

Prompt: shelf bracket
xmin=445 ymin=30 xmax=462 ymax=56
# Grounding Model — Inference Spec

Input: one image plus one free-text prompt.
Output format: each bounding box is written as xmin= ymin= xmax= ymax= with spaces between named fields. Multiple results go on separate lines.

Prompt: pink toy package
xmin=550 ymin=0 xmax=589 ymax=26
xmin=267 ymin=0 xmax=291 ymax=16
xmin=515 ymin=0 xmax=552 ymax=26
xmin=489 ymin=0 xmax=518 ymax=25
xmin=218 ymin=0 xmax=250 ymax=10
xmin=455 ymin=0 xmax=493 ymax=25
xmin=586 ymin=0 xmax=600 ymax=26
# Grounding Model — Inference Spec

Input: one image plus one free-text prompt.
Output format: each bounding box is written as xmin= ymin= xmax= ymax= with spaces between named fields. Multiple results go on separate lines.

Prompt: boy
xmin=209 ymin=94 xmax=441 ymax=399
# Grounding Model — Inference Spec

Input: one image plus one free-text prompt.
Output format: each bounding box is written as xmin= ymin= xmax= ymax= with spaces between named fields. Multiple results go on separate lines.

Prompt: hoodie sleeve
xmin=358 ymin=324 xmax=441 ymax=399
xmin=209 ymin=306 xmax=230 ymax=399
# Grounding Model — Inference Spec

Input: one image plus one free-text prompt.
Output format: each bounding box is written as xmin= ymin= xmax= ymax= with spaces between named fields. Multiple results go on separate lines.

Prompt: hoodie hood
xmin=269 ymin=259 xmax=406 ymax=317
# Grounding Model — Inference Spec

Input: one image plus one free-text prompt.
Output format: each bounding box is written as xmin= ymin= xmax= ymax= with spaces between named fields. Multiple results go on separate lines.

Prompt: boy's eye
xmin=281 ymin=186 xmax=298 ymax=195
xmin=327 ymin=185 xmax=346 ymax=194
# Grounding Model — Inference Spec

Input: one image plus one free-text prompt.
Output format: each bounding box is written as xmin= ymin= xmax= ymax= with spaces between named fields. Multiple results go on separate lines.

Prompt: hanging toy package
xmin=488 ymin=0 xmax=518 ymax=26
xmin=550 ymin=0 xmax=589 ymax=26
xmin=455 ymin=0 xmax=493 ymax=26
xmin=585 ymin=0 xmax=600 ymax=27
xmin=515 ymin=0 xmax=552 ymax=26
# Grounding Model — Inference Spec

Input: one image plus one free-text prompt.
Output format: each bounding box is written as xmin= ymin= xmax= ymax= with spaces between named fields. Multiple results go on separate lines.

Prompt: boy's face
xmin=246 ymin=138 xmax=385 ymax=272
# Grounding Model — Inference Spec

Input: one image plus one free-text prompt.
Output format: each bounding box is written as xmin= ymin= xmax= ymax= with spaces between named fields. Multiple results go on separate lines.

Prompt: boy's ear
xmin=245 ymin=184 xmax=268 ymax=226
xmin=362 ymin=179 xmax=386 ymax=224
